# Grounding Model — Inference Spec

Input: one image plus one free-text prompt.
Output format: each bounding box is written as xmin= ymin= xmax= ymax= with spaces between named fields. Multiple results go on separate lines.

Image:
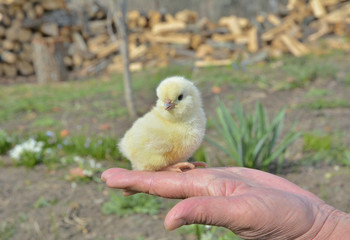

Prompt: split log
xmin=280 ymin=34 xmax=309 ymax=57
xmin=152 ymin=21 xmax=186 ymax=34
xmin=219 ymin=16 xmax=242 ymax=35
xmin=195 ymin=59 xmax=232 ymax=67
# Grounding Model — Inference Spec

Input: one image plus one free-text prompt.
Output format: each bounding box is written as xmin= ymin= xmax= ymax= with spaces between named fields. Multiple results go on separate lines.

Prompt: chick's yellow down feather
xmin=118 ymin=76 xmax=206 ymax=171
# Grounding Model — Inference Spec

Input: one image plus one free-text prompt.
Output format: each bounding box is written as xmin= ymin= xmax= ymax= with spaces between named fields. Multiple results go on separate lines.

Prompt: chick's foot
xmin=159 ymin=161 xmax=207 ymax=172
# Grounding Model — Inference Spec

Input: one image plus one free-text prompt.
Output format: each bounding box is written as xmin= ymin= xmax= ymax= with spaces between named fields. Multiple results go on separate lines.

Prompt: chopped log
xmin=219 ymin=16 xmax=242 ymax=35
xmin=1 ymin=51 xmax=16 ymax=64
xmin=129 ymin=44 xmax=147 ymax=60
xmin=280 ymin=34 xmax=309 ymax=57
xmin=308 ymin=20 xmax=329 ymax=41
xmin=175 ymin=9 xmax=197 ymax=24
xmin=196 ymin=44 xmax=214 ymax=58
xmin=211 ymin=33 xmax=236 ymax=42
xmin=324 ymin=3 xmax=350 ymax=23
xmin=41 ymin=0 xmax=66 ymax=10
xmin=190 ymin=34 xmax=203 ymax=50
xmin=34 ymin=3 xmax=44 ymax=17
xmin=32 ymin=37 xmax=68 ymax=83
xmin=2 ymin=40 xmax=16 ymax=50
xmin=72 ymin=54 xmax=83 ymax=67
xmin=152 ymin=21 xmax=186 ymax=34
xmin=0 ymin=26 xmax=5 ymax=37
xmin=130 ymin=62 xmax=142 ymax=72
xmin=3 ymin=63 xmax=17 ymax=77
xmin=261 ymin=18 xmax=295 ymax=41
xmin=87 ymin=34 xmax=109 ymax=53
xmin=40 ymin=22 xmax=59 ymax=36
xmin=310 ymin=0 xmax=326 ymax=18
xmin=72 ymin=32 xmax=88 ymax=52
xmin=147 ymin=33 xmax=191 ymax=45
xmin=137 ymin=17 xmax=147 ymax=28
xmin=267 ymin=14 xmax=281 ymax=26
xmin=88 ymin=20 xmax=107 ymax=36
xmin=96 ymin=41 xmax=119 ymax=59
xmin=18 ymin=60 xmax=34 ymax=75
xmin=247 ymin=27 xmax=258 ymax=52
xmin=148 ymin=10 xmax=162 ymax=28
xmin=165 ymin=13 xmax=176 ymax=23
xmin=195 ymin=59 xmax=232 ymax=68
xmin=18 ymin=28 xmax=32 ymax=42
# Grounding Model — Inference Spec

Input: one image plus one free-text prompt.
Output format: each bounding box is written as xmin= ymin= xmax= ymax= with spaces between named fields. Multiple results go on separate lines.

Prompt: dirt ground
xmin=1 ymin=53 xmax=350 ymax=240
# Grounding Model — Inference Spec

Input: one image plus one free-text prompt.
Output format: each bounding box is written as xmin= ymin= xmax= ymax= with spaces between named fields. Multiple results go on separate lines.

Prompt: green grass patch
xmin=300 ymin=99 xmax=350 ymax=110
xmin=302 ymin=131 xmax=350 ymax=166
xmin=0 ymin=221 xmax=15 ymax=240
xmin=34 ymin=196 xmax=58 ymax=208
xmin=33 ymin=117 xmax=61 ymax=127
xmin=102 ymin=191 xmax=162 ymax=216
xmin=306 ymin=87 xmax=332 ymax=98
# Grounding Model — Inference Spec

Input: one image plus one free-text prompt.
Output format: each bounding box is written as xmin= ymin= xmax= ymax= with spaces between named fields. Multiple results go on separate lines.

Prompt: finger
xmin=164 ymin=196 xmax=247 ymax=231
xmin=101 ymin=168 xmax=213 ymax=198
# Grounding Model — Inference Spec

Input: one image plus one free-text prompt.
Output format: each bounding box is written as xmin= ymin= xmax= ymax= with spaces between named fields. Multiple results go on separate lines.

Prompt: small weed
xmin=34 ymin=196 xmax=58 ymax=208
xmin=207 ymin=98 xmax=300 ymax=171
xmin=306 ymin=88 xmax=331 ymax=98
xmin=303 ymin=132 xmax=331 ymax=152
xmin=302 ymin=131 xmax=350 ymax=166
xmin=344 ymin=74 xmax=350 ymax=85
xmin=0 ymin=129 xmax=13 ymax=154
xmin=102 ymin=191 xmax=162 ymax=217
xmin=33 ymin=117 xmax=61 ymax=127
xmin=300 ymin=99 xmax=350 ymax=110
xmin=0 ymin=221 xmax=15 ymax=240
xmin=181 ymin=225 xmax=241 ymax=240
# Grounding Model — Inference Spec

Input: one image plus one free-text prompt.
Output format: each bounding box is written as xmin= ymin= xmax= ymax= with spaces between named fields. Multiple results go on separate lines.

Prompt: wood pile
xmin=0 ymin=0 xmax=349 ymax=81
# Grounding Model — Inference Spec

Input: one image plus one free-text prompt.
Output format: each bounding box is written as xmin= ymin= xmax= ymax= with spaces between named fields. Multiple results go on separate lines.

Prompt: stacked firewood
xmin=0 ymin=0 xmax=349 ymax=81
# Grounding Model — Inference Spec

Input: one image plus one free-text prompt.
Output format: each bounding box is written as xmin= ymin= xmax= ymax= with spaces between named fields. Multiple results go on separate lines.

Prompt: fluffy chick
xmin=118 ymin=76 xmax=206 ymax=172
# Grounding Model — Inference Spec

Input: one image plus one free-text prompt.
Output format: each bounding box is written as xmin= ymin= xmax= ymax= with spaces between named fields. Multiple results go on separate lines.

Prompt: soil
xmin=1 ymin=53 xmax=350 ymax=240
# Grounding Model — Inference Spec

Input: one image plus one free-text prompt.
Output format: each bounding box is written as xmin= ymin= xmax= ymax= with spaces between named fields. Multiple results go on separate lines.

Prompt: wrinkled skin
xmin=101 ymin=167 xmax=350 ymax=240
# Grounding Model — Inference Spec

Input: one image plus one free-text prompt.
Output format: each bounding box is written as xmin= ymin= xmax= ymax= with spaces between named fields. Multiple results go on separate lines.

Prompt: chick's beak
xmin=164 ymin=98 xmax=175 ymax=111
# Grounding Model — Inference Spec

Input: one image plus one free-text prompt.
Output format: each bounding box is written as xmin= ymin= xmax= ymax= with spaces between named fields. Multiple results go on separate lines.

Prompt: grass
xmin=300 ymin=99 xmax=350 ymax=110
xmin=302 ymin=131 xmax=350 ymax=166
xmin=0 ymin=221 xmax=15 ymax=240
xmin=102 ymin=191 xmax=162 ymax=216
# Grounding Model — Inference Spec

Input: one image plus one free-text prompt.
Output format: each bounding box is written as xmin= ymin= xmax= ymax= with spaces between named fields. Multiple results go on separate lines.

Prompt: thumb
xmin=164 ymin=196 xmax=247 ymax=231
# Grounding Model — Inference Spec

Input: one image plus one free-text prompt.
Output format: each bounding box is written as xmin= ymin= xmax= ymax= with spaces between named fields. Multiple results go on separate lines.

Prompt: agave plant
xmin=207 ymin=97 xmax=301 ymax=171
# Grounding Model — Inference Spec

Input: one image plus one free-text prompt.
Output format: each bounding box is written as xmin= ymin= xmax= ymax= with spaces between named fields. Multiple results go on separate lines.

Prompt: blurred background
xmin=0 ymin=0 xmax=350 ymax=239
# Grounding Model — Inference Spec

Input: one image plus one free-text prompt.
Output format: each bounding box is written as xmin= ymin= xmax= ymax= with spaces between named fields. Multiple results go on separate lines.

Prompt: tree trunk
xmin=111 ymin=0 xmax=137 ymax=120
xmin=32 ymin=37 xmax=67 ymax=83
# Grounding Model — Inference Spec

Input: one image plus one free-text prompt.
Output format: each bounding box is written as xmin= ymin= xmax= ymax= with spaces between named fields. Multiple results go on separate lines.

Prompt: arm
xmin=101 ymin=167 xmax=350 ymax=240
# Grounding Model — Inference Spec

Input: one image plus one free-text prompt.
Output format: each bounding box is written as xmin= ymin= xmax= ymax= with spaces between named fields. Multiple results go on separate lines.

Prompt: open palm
xmin=102 ymin=167 xmax=342 ymax=240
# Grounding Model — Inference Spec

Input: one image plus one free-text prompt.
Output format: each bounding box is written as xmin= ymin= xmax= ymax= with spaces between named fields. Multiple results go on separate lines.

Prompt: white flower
xmin=83 ymin=169 xmax=93 ymax=177
xmin=9 ymin=138 xmax=44 ymax=160
xmin=73 ymin=156 xmax=84 ymax=163
xmin=89 ymin=159 xmax=96 ymax=168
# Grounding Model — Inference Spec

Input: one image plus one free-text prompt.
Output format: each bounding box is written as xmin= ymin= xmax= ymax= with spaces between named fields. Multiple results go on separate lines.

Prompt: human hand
xmin=101 ymin=167 xmax=350 ymax=240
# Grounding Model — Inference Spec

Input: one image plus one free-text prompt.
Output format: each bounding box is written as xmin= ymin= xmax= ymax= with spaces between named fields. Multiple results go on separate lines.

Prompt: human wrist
xmin=323 ymin=210 xmax=350 ymax=240
xmin=299 ymin=204 xmax=350 ymax=240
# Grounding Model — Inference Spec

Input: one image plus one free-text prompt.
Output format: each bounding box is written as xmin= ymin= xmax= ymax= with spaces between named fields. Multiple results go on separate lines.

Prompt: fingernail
xmin=166 ymin=218 xmax=186 ymax=231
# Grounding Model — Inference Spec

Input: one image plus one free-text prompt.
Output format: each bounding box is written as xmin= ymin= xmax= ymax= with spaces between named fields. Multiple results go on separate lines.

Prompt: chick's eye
xmin=178 ymin=94 xmax=183 ymax=101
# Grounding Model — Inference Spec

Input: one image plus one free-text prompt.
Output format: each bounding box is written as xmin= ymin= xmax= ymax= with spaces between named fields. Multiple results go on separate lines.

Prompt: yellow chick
xmin=118 ymin=76 xmax=207 ymax=172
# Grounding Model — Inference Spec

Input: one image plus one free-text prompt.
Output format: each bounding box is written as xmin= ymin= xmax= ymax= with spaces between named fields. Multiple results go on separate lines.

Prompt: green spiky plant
xmin=207 ymin=98 xmax=301 ymax=171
